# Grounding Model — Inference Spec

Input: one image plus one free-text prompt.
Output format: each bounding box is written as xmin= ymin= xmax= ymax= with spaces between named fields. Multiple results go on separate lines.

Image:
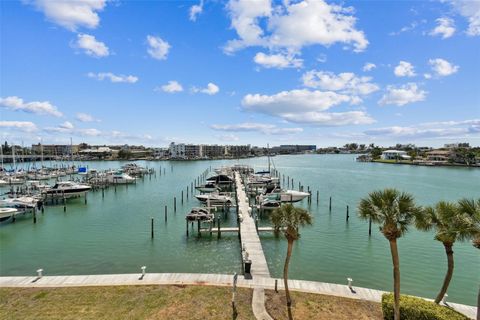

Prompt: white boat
xmin=195 ymin=182 xmax=220 ymax=193
xmin=106 ymin=171 xmax=136 ymax=184
xmin=0 ymin=208 xmax=18 ymax=222
xmin=3 ymin=177 xmax=25 ymax=185
xmin=0 ymin=179 xmax=8 ymax=186
xmin=42 ymin=181 xmax=91 ymax=198
xmin=260 ymin=187 xmax=309 ymax=203
xmin=0 ymin=196 xmax=40 ymax=209
xmin=195 ymin=193 xmax=233 ymax=205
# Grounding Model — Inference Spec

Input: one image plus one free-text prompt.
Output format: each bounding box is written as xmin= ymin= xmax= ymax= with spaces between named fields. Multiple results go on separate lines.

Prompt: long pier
xmin=235 ymin=172 xmax=270 ymax=278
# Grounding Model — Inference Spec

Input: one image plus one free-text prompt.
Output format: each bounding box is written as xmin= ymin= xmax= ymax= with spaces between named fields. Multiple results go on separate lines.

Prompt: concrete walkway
xmin=0 ymin=273 xmax=476 ymax=319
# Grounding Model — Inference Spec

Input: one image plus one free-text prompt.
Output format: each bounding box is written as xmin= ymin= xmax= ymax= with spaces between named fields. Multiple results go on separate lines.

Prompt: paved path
xmin=235 ymin=172 xmax=272 ymax=319
xmin=0 ymin=273 xmax=476 ymax=319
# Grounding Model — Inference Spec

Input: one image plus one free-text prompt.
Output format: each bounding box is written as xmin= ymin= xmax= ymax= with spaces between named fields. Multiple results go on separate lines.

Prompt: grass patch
xmin=0 ymin=285 xmax=254 ymax=320
xmin=265 ymin=290 xmax=383 ymax=320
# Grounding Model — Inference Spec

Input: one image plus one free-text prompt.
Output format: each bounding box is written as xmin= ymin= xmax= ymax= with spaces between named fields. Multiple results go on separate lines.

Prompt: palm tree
xmin=358 ymin=189 xmax=421 ymax=320
xmin=415 ymin=200 xmax=479 ymax=304
xmin=457 ymin=198 xmax=480 ymax=249
xmin=271 ymin=203 xmax=312 ymax=320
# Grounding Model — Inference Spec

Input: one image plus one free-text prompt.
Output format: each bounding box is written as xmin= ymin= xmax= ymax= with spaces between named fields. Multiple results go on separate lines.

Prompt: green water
xmin=0 ymin=155 xmax=478 ymax=305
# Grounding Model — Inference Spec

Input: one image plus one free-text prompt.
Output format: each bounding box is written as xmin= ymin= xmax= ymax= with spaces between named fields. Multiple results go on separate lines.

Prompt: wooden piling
xmin=369 ymin=217 xmax=372 ymax=236
xmin=151 ymin=217 xmax=154 ymax=238
xmin=329 ymin=196 xmax=332 ymax=212
xmin=174 ymin=197 xmax=176 ymax=212
xmin=316 ymin=190 xmax=319 ymax=205
xmin=346 ymin=205 xmax=349 ymax=221
xmin=33 ymin=208 xmax=37 ymax=224
xmin=165 ymin=206 xmax=167 ymax=222
xmin=186 ymin=220 xmax=189 ymax=237
xmin=181 ymin=191 xmax=184 ymax=204
xmin=217 ymin=216 xmax=221 ymax=239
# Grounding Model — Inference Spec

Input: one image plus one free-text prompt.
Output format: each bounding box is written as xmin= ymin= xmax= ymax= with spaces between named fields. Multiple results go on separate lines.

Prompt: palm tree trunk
xmin=435 ymin=243 xmax=454 ymax=304
xmin=389 ymin=239 xmax=401 ymax=320
xmin=284 ymin=238 xmax=294 ymax=320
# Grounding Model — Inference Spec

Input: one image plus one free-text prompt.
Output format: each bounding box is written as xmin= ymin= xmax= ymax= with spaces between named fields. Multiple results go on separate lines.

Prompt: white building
xmin=169 ymin=142 xmax=186 ymax=158
xmin=381 ymin=150 xmax=411 ymax=160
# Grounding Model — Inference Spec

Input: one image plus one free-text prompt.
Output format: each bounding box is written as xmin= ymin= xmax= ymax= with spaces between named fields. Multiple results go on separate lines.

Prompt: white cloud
xmin=379 ymin=83 xmax=427 ymax=106
xmin=158 ymin=81 xmax=183 ymax=93
xmin=362 ymin=63 xmax=376 ymax=72
xmin=218 ymin=134 xmax=240 ymax=142
xmin=428 ymin=58 xmax=459 ymax=77
xmin=254 ymin=52 xmax=303 ymax=69
xmin=0 ymin=121 xmax=38 ymax=132
xmin=87 ymin=72 xmax=138 ymax=83
xmin=0 ymin=96 xmax=63 ymax=117
xmin=27 ymin=0 xmax=107 ymax=31
xmin=389 ymin=20 xmax=425 ymax=36
xmin=430 ymin=17 xmax=456 ymax=39
xmin=76 ymin=112 xmax=99 ymax=122
xmin=225 ymin=0 xmax=368 ymax=54
xmin=192 ymin=83 xmax=220 ymax=95
xmin=211 ymin=122 xmax=303 ymax=135
xmin=302 ymin=70 xmax=379 ymax=96
xmin=364 ymin=119 xmax=480 ymax=138
xmin=74 ymin=34 xmax=109 ymax=57
xmin=60 ymin=121 xmax=74 ymax=130
xmin=241 ymin=89 xmax=374 ymax=126
xmin=447 ymin=0 xmax=480 ymax=36
xmin=281 ymin=111 xmax=375 ymax=126
xmin=242 ymin=89 xmax=352 ymax=114
xmin=424 ymin=73 xmax=432 ymax=79
xmin=394 ymin=61 xmax=416 ymax=77
xmin=78 ymin=128 xmax=102 ymax=136
xmin=146 ymin=35 xmax=170 ymax=60
xmin=189 ymin=0 xmax=203 ymax=21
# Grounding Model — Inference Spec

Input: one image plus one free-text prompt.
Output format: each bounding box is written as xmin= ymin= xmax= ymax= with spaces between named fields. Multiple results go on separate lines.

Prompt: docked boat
xmin=185 ymin=207 xmax=214 ymax=222
xmin=195 ymin=182 xmax=220 ymax=193
xmin=0 ymin=208 xmax=18 ymax=222
xmin=0 ymin=196 xmax=40 ymax=209
xmin=206 ymin=174 xmax=234 ymax=185
xmin=260 ymin=186 xmax=309 ymax=203
xmin=195 ymin=193 xmax=233 ymax=205
xmin=42 ymin=181 xmax=91 ymax=199
xmin=106 ymin=170 xmax=136 ymax=184
xmin=259 ymin=199 xmax=281 ymax=210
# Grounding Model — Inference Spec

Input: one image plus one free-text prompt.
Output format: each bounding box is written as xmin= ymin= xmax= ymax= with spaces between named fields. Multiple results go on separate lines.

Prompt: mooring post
xmin=346 ymin=205 xmax=349 ymax=221
xmin=186 ymin=186 xmax=189 ymax=199
xmin=84 ymin=194 xmax=87 ymax=205
xmin=217 ymin=216 xmax=221 ymax=239
xmin=63 ymin=196 xmax=66 ymax=212
xmin=33 ymin=208 xmax=37 ymax=224
xmin=151 ymin=217 xmax=154 ymax=239
xmin=316 ymin=190 xmax=319 ymax=205
xmin=369 ymin=217 xmax=372 ymax=236
xmin=275 ymin=279 xmax=278 ymax=293
xmin=164 ymin=205 xmax=167 ymax=222
xmin=287 ymin=176 xmax=290 ymax=188
xmin=186 ymin=220 xmax=189 ymax=237
xmin=174 ymin=197 xmax=176 ymax=212
xmin=181 ymin=190 xmax=184 ymax=204
xmin=329 ymin=196 xmax=332 ymax=212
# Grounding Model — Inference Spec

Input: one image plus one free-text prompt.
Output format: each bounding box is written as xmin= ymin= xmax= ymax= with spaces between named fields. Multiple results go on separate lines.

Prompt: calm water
xmin=1 ymin=155 xmax=478 ymax=305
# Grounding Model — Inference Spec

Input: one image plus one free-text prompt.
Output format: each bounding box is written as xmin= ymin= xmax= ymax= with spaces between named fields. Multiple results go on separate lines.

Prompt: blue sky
xmin=1 ymin=0 xmax=479 ymax=147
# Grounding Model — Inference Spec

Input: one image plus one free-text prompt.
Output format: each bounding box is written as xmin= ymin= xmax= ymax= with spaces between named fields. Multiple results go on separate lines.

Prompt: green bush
xmin=381 ymin=293 xmax=469 ymax=320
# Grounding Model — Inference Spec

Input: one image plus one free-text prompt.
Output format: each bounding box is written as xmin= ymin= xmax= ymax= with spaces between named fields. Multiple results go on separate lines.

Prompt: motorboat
xmin=0 ymin=208 xmax=18 ymax=222
xmin=0 ymin=179 xmax=8 ymax=186
xmin=206 ymin=174 xmax=233 ymax=185
xmin=42 ymin=181 xmax=91 ymax=198
xmin=195 ymin=193 xmax=233 ymax=205
xmin=3 ymin=177 xmax=25 ymax=185
xmin=260 ymin=185 xmax=309 ymax=203
xmin=106 ymin=170 xmax=136 ymax=184
xmin=195 ymin=182 xmax=220 ymax=193
xmin=259 ymin=199 xmax=281 ymax=210
xmin=0 ymin=196 xmax=40 ymax=209
xmin=185 ymin=207 xmax=214 ymax=222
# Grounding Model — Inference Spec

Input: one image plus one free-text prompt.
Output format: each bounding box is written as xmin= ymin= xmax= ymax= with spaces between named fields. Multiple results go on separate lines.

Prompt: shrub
xmin=381 ymin=293 xmax=469 ymax=320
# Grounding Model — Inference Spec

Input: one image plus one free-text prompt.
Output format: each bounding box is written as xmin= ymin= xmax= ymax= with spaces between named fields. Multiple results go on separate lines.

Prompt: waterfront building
xmin=380 ymin=150 xmax=411 ymax=160
xmin=169 ymin=142 xmax=186 ymax=158
xmin=31 ymin=144 xmax=79 ymax=155
xmin=225 ymin=145 xmax=251 ymax=158
xmin=202 ymin=145 xmax=225 ymax=158
xmin=185 ymin=144 xmax=203 ymax=159
xmin=426 ymin=150 xmax=453 ymax=162
xmin=271 ymin=145 xmax=317 ymax=154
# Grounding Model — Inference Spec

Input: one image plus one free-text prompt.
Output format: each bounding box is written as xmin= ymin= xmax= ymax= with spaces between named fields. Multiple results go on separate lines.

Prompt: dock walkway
xmin=235 ymin=172 xmax=270 ymax=279
xmin=0 ymin=273 xmax=476 ymax=319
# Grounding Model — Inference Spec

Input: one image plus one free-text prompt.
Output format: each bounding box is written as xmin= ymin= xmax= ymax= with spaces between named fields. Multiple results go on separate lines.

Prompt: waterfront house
xmin=426 ymin=150 xmax=452 ymax=163
xmin=380 ymin=150 xmax=411 ymax=160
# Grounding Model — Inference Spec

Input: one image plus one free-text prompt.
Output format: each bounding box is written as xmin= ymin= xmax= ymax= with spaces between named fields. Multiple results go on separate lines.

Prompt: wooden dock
xmin=198 ymin=226 xmax=278 ymax=234
xmin=235 ymin=172 xmax=270 ymax=279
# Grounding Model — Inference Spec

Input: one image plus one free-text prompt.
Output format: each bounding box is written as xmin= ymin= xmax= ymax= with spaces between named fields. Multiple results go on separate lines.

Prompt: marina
xmin=0 ymin=154 xmax=478 ymax=308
